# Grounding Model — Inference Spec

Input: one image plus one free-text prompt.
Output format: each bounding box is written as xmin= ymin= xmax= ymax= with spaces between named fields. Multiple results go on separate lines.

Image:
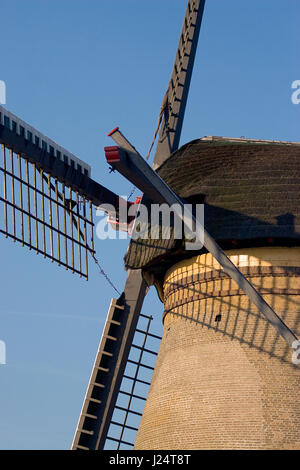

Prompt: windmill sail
xmin=151 ymin=0 xmax=206 ymax=168
xmin=0 ymin=105 xmax=127 ymax=279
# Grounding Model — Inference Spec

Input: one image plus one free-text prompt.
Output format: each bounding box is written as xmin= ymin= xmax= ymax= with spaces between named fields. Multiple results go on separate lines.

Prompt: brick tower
xmin=129 ymin=137 xmax=300 ymax=449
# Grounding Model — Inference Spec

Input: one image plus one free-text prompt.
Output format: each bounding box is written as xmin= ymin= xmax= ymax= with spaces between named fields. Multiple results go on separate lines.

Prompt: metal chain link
xmin=90 ymin=252 xmax=121 ymax=296
xmin=128 ymin=185 xmax=136 ymax=201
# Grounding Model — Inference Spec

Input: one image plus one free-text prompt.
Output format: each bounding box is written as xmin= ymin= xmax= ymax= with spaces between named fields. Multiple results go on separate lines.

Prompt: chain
xmin=128 ymin=185 xmax=136 ymax=201
xmin=90 ymin=252 xmax=121 ymax=296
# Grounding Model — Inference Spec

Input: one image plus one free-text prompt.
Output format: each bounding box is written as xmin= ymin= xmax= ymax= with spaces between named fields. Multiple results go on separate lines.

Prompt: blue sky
xmin=0 ymin=0 xmax=299 ymax=449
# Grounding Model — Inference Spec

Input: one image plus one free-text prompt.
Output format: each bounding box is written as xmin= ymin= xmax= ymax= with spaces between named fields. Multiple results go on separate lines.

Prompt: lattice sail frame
xmin=104 ymin=313 xmax=161 ymax=450
xmin=0 ymin=143 xmax=95 ymax=279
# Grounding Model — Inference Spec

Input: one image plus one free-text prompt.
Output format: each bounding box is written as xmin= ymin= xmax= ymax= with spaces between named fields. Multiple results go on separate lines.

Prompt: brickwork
xmin=134 ymin=247 xmax=300 ymax=449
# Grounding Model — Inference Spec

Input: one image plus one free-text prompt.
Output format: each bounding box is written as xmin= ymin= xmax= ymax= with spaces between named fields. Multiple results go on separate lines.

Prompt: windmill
xmin=71 ymin=0 xmax=209 ymax=450
xmin=1 ymin=0 xmax=299 ymax=451
xmin=71 ymin=0 xmax=300 ymax=451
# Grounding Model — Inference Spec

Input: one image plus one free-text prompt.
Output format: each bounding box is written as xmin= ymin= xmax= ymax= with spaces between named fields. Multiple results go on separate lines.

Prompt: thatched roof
xmin=124 ymin=136 xmax=300 ymax=289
